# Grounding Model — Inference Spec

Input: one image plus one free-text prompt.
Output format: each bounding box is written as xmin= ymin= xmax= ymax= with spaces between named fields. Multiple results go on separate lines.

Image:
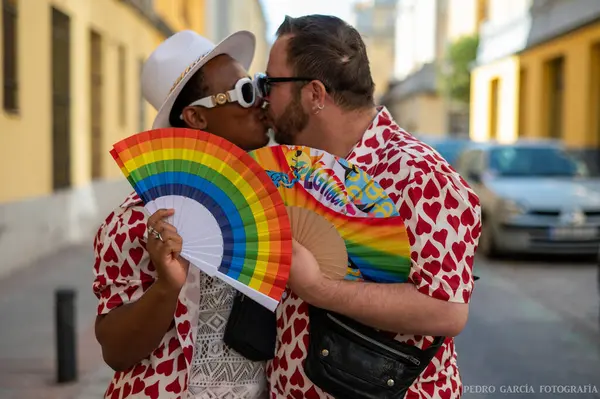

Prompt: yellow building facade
xmin=470 ymin=1 xmax=600 ymax=153
xmin=519 ymin=22 xmax=600 ymax=149
xmin=155 ymin=0 xmax=206 ymax=45
xmin=389 ymin=91 xmax=447 ymax=134
xmin=470 ymin=56 xmax=521 ymax=142
xmin=0 ymin=0 xmax=205 ymax=204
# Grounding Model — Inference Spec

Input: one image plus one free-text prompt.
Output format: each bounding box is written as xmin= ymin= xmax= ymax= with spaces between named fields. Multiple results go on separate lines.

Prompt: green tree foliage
xmin=438 ymin=34 xmax=480 ymax=104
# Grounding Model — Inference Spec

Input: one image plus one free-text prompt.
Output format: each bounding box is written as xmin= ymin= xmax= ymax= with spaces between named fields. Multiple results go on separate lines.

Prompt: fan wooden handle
xmin=285 ymin=206 xmax=348 ymax=280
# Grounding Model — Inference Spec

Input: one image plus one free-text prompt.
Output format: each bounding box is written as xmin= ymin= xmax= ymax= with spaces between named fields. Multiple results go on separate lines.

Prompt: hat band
xmin=169 ymin=50 xmax=211 ymax=95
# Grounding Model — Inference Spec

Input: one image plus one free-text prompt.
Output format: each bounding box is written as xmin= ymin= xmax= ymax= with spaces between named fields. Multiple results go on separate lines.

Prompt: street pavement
xmin=0 ymin=246 xmax=599 ymax=398
xmin=0 ymin=244 xmax=108 ymax=399
xmin=456 ymin=254 xmax=600 ymax=398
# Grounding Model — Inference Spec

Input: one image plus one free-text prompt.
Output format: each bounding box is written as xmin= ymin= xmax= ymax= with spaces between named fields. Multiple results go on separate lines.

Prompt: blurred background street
xmin=1 ymin=0 xmax=600 ymax=397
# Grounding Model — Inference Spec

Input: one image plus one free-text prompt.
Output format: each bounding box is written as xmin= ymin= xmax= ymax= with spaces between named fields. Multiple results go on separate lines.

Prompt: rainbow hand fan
xmin=110 ymin=128 xmax=293 ymax=311
xmin=249 ymin=145 xmax=411 ymax=283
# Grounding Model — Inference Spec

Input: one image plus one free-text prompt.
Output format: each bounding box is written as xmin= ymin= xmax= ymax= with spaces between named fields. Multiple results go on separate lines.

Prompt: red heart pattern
xmin=93 ymin=193 xmax=199 ymax=398
xmin=269 ymin=108 xmax=480 ymax=399
xmin=95 ymin=107 xmax=481 ymax=398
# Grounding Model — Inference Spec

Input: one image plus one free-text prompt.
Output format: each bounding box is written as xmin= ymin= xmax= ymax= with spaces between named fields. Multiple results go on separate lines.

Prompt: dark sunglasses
xmin=253 ymin=73 xmax=328 ymax=98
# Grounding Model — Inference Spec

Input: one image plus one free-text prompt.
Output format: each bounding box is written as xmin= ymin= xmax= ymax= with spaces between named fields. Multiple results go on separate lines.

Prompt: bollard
xmin=55 ymin=288 xmax=77 ymax=383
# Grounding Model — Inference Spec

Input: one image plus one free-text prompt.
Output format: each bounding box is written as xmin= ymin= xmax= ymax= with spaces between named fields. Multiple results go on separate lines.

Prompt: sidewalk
xmin=74 ymin=365 xmax=113 ymax=399
xmin=0 ymin=244 xmax=112 ymax=399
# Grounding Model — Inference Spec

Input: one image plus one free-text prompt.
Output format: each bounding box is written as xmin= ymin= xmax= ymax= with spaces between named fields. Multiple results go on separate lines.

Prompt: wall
xmin=204 ymin=0 xmax=268 ymax=75
xmin=155 ymin=0 xmax=205 ymax=35
xmin=0 ymin=179 xmax=132 ymax=279
xmin=469 ymin=55 xmax=520 ymax=142
xmin=447 ymin=0 xmax=486 ymax=41
xmin=360 ymin=1 xmax=396 ymax=101
xmin=519 ymin=21 xmax=600 ymax=149
xmin=475 ymin=0 xmax=532 ymax=65
xmin=486 ymin=0 xmax=531 ymax=27
xmin=0 ymin=0 xmax=162 ymax=204
xmin=230 ymin=0 xmax=268 ymax=74
xmin=387 ymin=93 xmax=446 ymax=134
xmin=394 ymin=0 xmax=437 ymax=79
xmin=368 ymin=38 xmax=396 ymax=101
xmin=472 ymin=19 xmax=600 ymax=149
xmin=0 ymin=0 xmax=206 ymax=278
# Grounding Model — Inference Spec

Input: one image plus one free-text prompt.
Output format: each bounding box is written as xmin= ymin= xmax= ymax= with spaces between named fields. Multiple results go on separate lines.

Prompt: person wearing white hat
xmin=93 ymin=30 xmax=270 ymax=398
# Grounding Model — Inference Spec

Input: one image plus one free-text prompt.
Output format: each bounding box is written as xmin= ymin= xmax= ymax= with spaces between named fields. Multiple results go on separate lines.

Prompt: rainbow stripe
xmin=110 ymin=129 xmax=292 ymax=308
xmin=249 ymin=145 xmax=411 ymax=283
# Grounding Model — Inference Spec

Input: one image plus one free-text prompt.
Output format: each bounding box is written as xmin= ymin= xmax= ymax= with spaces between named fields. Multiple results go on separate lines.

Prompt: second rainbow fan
xmin=110 ymin=128 xmax=293 ymax=311
xmin=249 ymin=145 xmax=412 ymax=284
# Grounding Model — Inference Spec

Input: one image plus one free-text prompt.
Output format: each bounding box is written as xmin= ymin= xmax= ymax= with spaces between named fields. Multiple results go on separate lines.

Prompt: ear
xmin=305 ymin=80 xmax=327 ymax=110
xmin=181 ymin=107 xmax=208 ymax=130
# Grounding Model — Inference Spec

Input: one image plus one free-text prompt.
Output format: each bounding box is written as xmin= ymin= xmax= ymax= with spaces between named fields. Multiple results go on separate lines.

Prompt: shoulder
xmin=377 ymin=129 xmax=479 ymax=210
xmin=94 ymin=192 xmax=147 ymax=251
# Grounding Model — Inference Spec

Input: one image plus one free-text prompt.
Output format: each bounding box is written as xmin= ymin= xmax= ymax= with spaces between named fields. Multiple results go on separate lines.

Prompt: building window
xmin=90 ymin=30 xmax=103 ymax=179
xmin=489 ymin=78 xmax=499 ymax=139
xmin=546 ymin=56 xmax=564 ymax=139
xmin=138 ymin=58 xmax=146 ymax=132
xmin=118 ymin=44 xmax=126 ymax=126
xmin=3 ymin=0 xmax=18 ymax=112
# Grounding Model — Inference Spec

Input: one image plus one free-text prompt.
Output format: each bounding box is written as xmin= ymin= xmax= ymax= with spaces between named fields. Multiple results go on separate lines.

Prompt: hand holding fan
xmin=110 ymin=128 xmax=293 ymax=311
xmin=249 ymin=145 xmax=411 ymax=283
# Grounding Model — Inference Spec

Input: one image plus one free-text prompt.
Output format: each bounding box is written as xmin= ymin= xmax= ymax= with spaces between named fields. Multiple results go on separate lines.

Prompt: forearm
xmin=95 ymin=281 xmax=180 ymax=371
xmin=310 ymin=280 xmax=468 ymax=336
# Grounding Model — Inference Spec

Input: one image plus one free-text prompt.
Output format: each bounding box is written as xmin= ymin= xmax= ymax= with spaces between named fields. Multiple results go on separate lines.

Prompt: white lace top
xmin=186 ymin=273 xmax=268 ymax=398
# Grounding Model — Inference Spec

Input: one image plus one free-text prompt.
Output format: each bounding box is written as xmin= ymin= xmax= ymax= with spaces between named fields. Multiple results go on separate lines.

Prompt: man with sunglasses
xmin=258 ymin=15 xmax=481 ymax=399
xmin=93 ymin=30 xmax=270 ymax=398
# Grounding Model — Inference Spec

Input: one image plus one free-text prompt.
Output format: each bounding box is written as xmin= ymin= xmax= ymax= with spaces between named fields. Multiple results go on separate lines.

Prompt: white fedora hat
xmin=141 ymin=30 xmax=255 ymax=129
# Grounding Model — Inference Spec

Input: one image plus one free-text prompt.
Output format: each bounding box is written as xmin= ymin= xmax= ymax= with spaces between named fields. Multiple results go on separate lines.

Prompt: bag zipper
xmin=326 ymin=313 xmax=421 ymax=366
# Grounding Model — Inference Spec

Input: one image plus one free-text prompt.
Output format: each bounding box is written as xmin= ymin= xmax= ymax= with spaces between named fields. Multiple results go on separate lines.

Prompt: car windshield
xmin=488 ymin=146 xmax=589 ymax=177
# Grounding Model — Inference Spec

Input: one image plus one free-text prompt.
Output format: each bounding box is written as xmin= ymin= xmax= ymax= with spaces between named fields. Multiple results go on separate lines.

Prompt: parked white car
xmin=455 ymin=140 xmax=600 ymax=257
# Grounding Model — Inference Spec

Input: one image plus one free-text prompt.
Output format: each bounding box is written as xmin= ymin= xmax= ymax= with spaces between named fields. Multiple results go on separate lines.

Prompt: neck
xmin=302 ymin=106 xmax=379 ymax=158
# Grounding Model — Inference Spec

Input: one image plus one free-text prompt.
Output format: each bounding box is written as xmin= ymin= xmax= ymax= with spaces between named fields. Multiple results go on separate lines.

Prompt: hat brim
xmin=151 ymin=30 xmax=256 ymax=129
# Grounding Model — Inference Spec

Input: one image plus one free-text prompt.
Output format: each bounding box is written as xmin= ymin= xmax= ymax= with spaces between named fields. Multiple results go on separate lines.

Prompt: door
xmin=51 ymin=8 xmax=71 ymax=191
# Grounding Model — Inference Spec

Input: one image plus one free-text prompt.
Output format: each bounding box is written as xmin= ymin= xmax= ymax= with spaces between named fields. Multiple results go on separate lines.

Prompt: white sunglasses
xmin=181 ymin=77 xmax=258 ymax=119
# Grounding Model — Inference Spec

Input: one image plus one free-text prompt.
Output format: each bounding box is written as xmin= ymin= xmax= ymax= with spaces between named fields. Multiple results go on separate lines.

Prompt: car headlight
xmin=497 ymin=199 xmax=527 ymax=221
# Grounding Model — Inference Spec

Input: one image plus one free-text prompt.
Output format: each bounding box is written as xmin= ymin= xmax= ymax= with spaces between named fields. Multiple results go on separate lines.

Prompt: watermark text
xmin=463 ymin=384 xmax=598 ymax=395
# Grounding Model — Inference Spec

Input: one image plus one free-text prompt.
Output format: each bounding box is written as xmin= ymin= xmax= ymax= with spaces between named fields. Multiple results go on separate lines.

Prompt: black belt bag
xmin=223 ymin=292 xmax=277 ymax=361
xmin=304 ymin=305 xmax=444 ymax=399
